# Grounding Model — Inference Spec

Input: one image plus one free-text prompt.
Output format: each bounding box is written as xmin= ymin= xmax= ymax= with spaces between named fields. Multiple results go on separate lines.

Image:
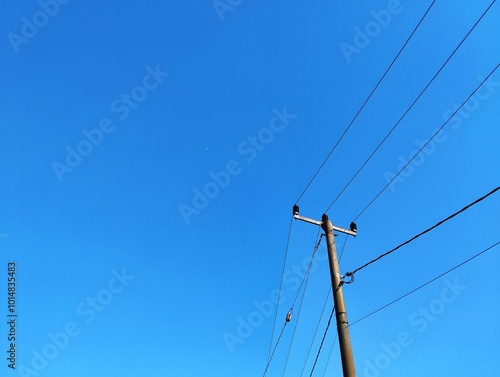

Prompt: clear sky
xmin=1 ymin=0 xmax=499 ymax=376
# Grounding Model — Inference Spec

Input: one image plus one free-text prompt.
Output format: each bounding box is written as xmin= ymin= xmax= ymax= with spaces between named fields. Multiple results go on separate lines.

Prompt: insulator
xmin=350 ymin=222 xmax=357 ymax=232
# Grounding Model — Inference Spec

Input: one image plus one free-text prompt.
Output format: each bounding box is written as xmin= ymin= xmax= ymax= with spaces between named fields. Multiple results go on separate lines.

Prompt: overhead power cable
xmin=345 ymin=185 xmax=500 ymax=278
xmin=353 ymin=62 xmax=500 ymax=220
xmin=321 ymin=336 xmax=338 ymax=377
xmin=318 ymin=240 xmax=500 ymax=374
xmin=309 ymin=307 xmax=335 ymax=376
xmin=263 ymin=231 xmax=324 ymax=376
xmin=324 ymin=0 xmax=497 ymax=214
xmin=349 ymin=241 xmax=500 ymax=327
xmin=294 ymin=0 xmax=437 ymax=205
xmin=263 ymin=321 xmax=288 ymax=377
xmin=282 ymin=231 xmax=322 ymax=376
xmin=291 ymin=233 xmax=324 ymax=308
xmin=300 ymin=288 xmax=331 ymax=377
xmin=267 ymin=216 xmax=294 ymax=362
xmin=282 ymin=271 xmax=311 ymax=377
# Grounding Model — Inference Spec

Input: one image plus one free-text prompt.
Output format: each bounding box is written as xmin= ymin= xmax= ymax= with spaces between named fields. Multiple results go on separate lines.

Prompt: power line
xmin=309 ymin=307 xmax=335 ymax=376
xmin=338 ymin=234 xmax=349 ymax=261
xmin=282 ymin=231 xmax=321 ymax=376
xmin=349 ymin=241 xmax=500 ymax=327
xmin=300 ymin=288 xmax=331 ymax=377
xmin=346 ymin=185 xmax=500 ymax=277
xmin=267 ymin=215 xmax=294 ymax=362
xmin=291 ymin=233 xmax=324 ymax=308
xmin=353 ymin=63 xmax=500 ymax=221
xmin=295 ymin=188 xmax=498 ymax=376
xmin=311 ymin=241 xmax=499 ymax=375
xmin=321 ymin=336 xmax=338 ymax=377
xmin=324 ymin=0 xmax=497 ymax=214
xmin=263 ymin=320 xmax=289 ymax=377
xmin=281 ymin=266 xmax=311 ymax=376
xmin=294 ymin=0 xmax=437 ymax=205
xmin=264 ymin=231 xmax=323 ymax=376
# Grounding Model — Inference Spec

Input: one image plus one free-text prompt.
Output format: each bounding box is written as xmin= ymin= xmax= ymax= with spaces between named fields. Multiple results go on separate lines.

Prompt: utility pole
xmin=293 ymin=205 xmax=357 ymax=377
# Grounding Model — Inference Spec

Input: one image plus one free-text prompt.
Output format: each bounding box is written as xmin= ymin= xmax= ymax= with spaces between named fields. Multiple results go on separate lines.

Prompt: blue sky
xmin=1 ymin=0 xmax=499 ymax=376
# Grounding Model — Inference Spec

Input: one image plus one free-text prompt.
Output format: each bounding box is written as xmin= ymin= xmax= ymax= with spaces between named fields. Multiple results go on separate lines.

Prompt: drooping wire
xmin=300 ymin=288 xmax=331 ymax=377
xmin=263 ymin=231 xmax=324 ymax=376
xmin=282 ymin=230 xmax=322 ymax=376
xmin=349 ymin=241 xmax=500 ymax=327
xmin=281 ymin=282 xmax=309 ymax=376
xmin=267 ymin=216 xmax=294 ymax=362
xmin=338 ymin=234 xmax=349 ymax=261
xmin=321 ymin=336 xmax=338 ymax=377
xmin=324 ymin=0 xmax=497 ymax=214
xmin=346 ymin=186 xmax=500 ymax=278
xmin=302 ymin=236 xmax=349 ymax=376
xmin=309 ymin=307 xmax=335 ymax=376
xmin=294 ymin=0 xmax=437 ymax=205
xmin=282 ymin=275 xmax=311 ymax=377
xmin=353 ymin=63 xmax=500 ymax=221
xmin=290 ymin=233 xmax=325 ymax=308
xmin=263 ymin=321 xmax=289 ymax=377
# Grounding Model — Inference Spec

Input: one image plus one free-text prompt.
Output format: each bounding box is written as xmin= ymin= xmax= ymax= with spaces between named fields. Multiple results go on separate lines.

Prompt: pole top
xmin=293 ymin=210 xmax=356 ymax=237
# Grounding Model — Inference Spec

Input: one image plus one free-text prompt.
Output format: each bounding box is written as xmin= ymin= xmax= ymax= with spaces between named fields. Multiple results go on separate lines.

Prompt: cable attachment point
xmin=343 ymin=272 xmax=355 ymax=284
xmin=286 ymin=310 xmax=292 ymax=322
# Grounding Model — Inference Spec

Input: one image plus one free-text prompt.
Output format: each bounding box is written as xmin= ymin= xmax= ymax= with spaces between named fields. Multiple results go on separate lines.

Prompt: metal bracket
xmin=293 ymin=214 xmax=322 ymax=227
xmin=293 ymin=213 xmax=356 ymax=237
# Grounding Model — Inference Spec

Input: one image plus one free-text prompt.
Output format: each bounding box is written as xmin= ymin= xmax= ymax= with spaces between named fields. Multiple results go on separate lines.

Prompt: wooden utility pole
xmin=293 ymin=206 xmax=357 ymax=377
